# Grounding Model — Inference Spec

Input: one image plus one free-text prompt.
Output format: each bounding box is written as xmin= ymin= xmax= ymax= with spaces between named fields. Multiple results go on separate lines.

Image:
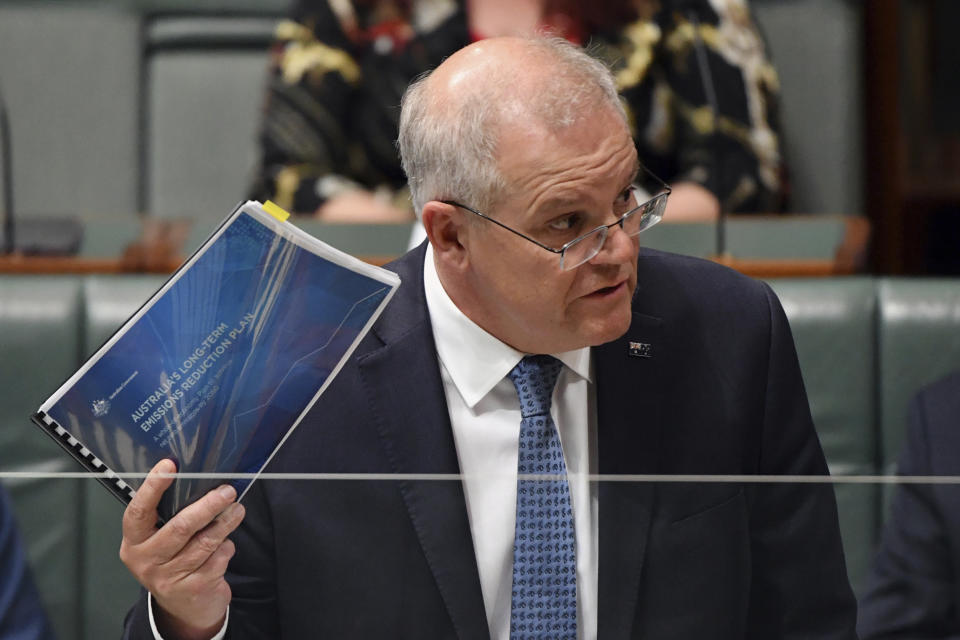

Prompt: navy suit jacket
xmin=124 ymin=244 xmax=857 ymax=639
xmin=858 ymin=372 xmax=960 ymax=639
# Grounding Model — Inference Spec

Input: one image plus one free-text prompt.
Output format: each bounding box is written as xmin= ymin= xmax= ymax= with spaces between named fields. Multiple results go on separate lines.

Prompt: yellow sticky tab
xmin=263 ymin=200 xmax=291 ymax=222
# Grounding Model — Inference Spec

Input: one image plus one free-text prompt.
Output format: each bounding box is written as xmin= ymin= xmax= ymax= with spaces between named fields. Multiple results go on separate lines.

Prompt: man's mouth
xmin=587 ymin=281 xmax=626 ymax=298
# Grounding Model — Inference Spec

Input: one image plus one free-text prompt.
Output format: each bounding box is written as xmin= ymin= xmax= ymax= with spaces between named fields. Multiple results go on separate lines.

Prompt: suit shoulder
xmin=635 ymin=247 xmax=773 ymax=311
xmin=914 ymin=371 xmax=960 ymax=422
xmin=638 ymin=247 xmax=764 ymax=287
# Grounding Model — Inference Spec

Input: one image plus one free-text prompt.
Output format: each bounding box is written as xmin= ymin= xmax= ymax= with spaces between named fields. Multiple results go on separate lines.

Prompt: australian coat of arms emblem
xmin=91 ymin=399 xmax=110 ymax=417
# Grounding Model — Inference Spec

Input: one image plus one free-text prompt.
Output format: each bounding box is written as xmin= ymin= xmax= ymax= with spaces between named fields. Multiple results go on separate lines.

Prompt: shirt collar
xmin=423 ymin=244 xmax=592 ymax=409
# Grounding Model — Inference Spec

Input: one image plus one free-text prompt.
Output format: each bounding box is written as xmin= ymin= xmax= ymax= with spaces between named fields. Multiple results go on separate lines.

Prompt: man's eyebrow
xmin=537 ymin=194 xmax=587 ymax=213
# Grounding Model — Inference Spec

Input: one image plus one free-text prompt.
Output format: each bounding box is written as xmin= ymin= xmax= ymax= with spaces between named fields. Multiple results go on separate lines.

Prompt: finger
xmin=195 ymin=538 xmax=237 ymax=582
xmin=157 ymin=540 xmax=235 ymax=608
xmin=150 ymin=484 xmax=238 ymax=561
xmin=169 ymin=502 xmax=245 ymax=573
xmin=151 ymin=542 xmax=234 ymax=633
xmin=122 ymin=459 xmax=176 ymax=544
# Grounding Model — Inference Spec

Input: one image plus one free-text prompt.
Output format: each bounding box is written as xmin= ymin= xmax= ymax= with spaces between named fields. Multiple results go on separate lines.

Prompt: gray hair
xmin=397 ymin=37 xmax=626 ymax=216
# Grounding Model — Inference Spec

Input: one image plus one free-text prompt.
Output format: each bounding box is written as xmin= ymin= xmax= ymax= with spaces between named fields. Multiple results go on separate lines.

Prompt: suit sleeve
xmin=744 ymin=282 xmax=858 ymax=639
xmin=219 ymin=478 xmax=282 ymax=639
xmin=858 ymin=387 xmax=960 ymax=639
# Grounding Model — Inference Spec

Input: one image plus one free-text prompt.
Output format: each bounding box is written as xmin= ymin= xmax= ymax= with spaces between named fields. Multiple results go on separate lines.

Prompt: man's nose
xmin=589 ymin=222 xmax=638 ymax=265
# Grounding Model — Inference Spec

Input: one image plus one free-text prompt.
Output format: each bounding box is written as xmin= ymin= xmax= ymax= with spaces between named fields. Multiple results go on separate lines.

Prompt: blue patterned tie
xmin=507 ymin=355 xmax=577 ymax=639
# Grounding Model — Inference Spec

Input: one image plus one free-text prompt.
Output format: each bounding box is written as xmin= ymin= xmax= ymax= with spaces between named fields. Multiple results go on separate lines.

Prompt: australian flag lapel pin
xmin=628 ymin=341 xmax=652 ymax=358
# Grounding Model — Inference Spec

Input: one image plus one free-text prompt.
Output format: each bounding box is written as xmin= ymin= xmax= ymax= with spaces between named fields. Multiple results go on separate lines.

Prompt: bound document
xmin=32 ymin=201 xmax=400 ymax=522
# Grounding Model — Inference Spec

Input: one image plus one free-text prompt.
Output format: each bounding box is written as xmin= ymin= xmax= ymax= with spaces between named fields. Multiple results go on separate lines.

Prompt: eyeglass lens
xmin=559 ymin=191 xmax=668 ymax=270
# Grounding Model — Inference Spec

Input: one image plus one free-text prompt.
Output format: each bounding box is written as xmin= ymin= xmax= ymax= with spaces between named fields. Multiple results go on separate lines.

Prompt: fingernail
xmin=154 ymin=459 xmax=174 ymax=474
xmin=219 ymin=485 xmax=237 ymax=501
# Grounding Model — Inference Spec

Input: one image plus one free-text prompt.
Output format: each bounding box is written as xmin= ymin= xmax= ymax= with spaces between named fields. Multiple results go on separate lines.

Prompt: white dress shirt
xmin=150 ymin=245 xmax=600 ymax=640
xmin=424 ymin=244 xmax=599 ymax=640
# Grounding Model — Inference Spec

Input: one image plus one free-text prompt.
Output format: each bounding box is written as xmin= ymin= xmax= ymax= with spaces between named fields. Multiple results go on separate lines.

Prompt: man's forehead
xmin=495 ymin=120 xmax=637 ymax=204
xmin=537 ymin=169 xmax=638 ymax=207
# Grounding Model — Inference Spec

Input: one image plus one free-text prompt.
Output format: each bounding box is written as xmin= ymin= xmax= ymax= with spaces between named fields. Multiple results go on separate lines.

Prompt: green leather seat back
xmin=0 ymin=4 xmax=140 ymax=219
xmin=0 ymin=275 xmax=84 ymax=640
xmin=80 ymin=275 xmax=168 ymax=640
xmin=768 ymin=277 xmax=879 ymax=593
xmin=752 ymin=0 xmax=864 ymax=216
xmin=642 ymin=216 xmax=850 ymax=260
xmin=878 ymin=279 xmax=960 ymax=477
xmin=146 ymin=16 xmax=277 ymax=220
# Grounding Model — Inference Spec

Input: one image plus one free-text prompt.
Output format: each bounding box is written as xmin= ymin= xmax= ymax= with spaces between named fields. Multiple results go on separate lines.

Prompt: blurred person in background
xmin=249 ymin=0 xmax=785 ymax=224
xmin=0 ymin=484 xmax=57 ymax=640
xmin=859 ymin=371 xmax=960 ymax=639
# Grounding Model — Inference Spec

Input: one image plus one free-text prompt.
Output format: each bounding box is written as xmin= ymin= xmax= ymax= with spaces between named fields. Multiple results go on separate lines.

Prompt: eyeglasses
xmin=441 ymin=169 xmax=670 ymax=271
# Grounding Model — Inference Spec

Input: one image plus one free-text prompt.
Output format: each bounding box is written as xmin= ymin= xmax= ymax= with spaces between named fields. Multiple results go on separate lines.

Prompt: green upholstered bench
xmin=0 ymin=276 xmax=85 ymax=637
xmin=80 ymin=276 xmax=168 ymax=640
xmin=0 ymin=275 xmax=165 ymax=640
xmin=3 ymin=274 xmax=960 ymax=639
xmin=768 ymin=279 xmax=880 ymax=594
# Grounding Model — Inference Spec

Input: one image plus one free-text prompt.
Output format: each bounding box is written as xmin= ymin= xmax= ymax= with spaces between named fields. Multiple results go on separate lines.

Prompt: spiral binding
xmin=34 ymin=411 xmax=136 ymax=502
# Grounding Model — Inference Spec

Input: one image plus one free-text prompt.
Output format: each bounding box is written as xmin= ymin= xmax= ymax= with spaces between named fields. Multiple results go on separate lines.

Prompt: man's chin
xmin=582 ymin=308 xmax=634 ymax=347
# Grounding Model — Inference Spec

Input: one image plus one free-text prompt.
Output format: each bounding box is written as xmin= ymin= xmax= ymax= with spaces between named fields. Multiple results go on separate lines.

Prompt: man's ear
xmin=422 ymin=201 xmax=470 ymax=269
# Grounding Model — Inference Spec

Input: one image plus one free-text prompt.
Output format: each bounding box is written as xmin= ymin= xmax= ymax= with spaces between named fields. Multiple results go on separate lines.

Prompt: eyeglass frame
xmin=439 ymin=164 xmax=671 ymax=271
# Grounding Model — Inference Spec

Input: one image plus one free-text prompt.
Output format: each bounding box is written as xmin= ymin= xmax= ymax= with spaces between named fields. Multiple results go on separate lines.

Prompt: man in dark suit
xmin=119 ymin=36 xmax=857 ymax=639
xmin=858 ymin=372 xmax=960 ymax=639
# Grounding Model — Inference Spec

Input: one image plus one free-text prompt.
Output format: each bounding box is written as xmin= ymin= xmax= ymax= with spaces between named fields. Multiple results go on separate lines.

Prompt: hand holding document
xmin=120 ymin=459 xmax=243 ymax=640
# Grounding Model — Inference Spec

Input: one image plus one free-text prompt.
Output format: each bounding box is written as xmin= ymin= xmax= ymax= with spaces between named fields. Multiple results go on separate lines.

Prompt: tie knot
xmin=508 ymin=355 xmax=563 ymax=418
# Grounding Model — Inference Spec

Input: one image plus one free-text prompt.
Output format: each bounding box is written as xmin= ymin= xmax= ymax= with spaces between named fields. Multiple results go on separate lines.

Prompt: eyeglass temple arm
xmin=638 ymin=162 xmax=672 ymax=194
xmin=439 ymin=201 xmax=565 ymax=255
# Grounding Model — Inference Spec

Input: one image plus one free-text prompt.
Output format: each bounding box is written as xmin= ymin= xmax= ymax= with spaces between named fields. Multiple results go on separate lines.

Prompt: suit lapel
xmin=595 ymin=309 xmax=667 ymax=640
xmin=358 ymin=245 xmax=489 ymax=640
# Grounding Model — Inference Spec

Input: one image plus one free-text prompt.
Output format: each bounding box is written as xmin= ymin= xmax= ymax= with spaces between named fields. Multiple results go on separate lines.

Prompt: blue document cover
xmin=34 ymin=201 xmax=400 ymax=521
